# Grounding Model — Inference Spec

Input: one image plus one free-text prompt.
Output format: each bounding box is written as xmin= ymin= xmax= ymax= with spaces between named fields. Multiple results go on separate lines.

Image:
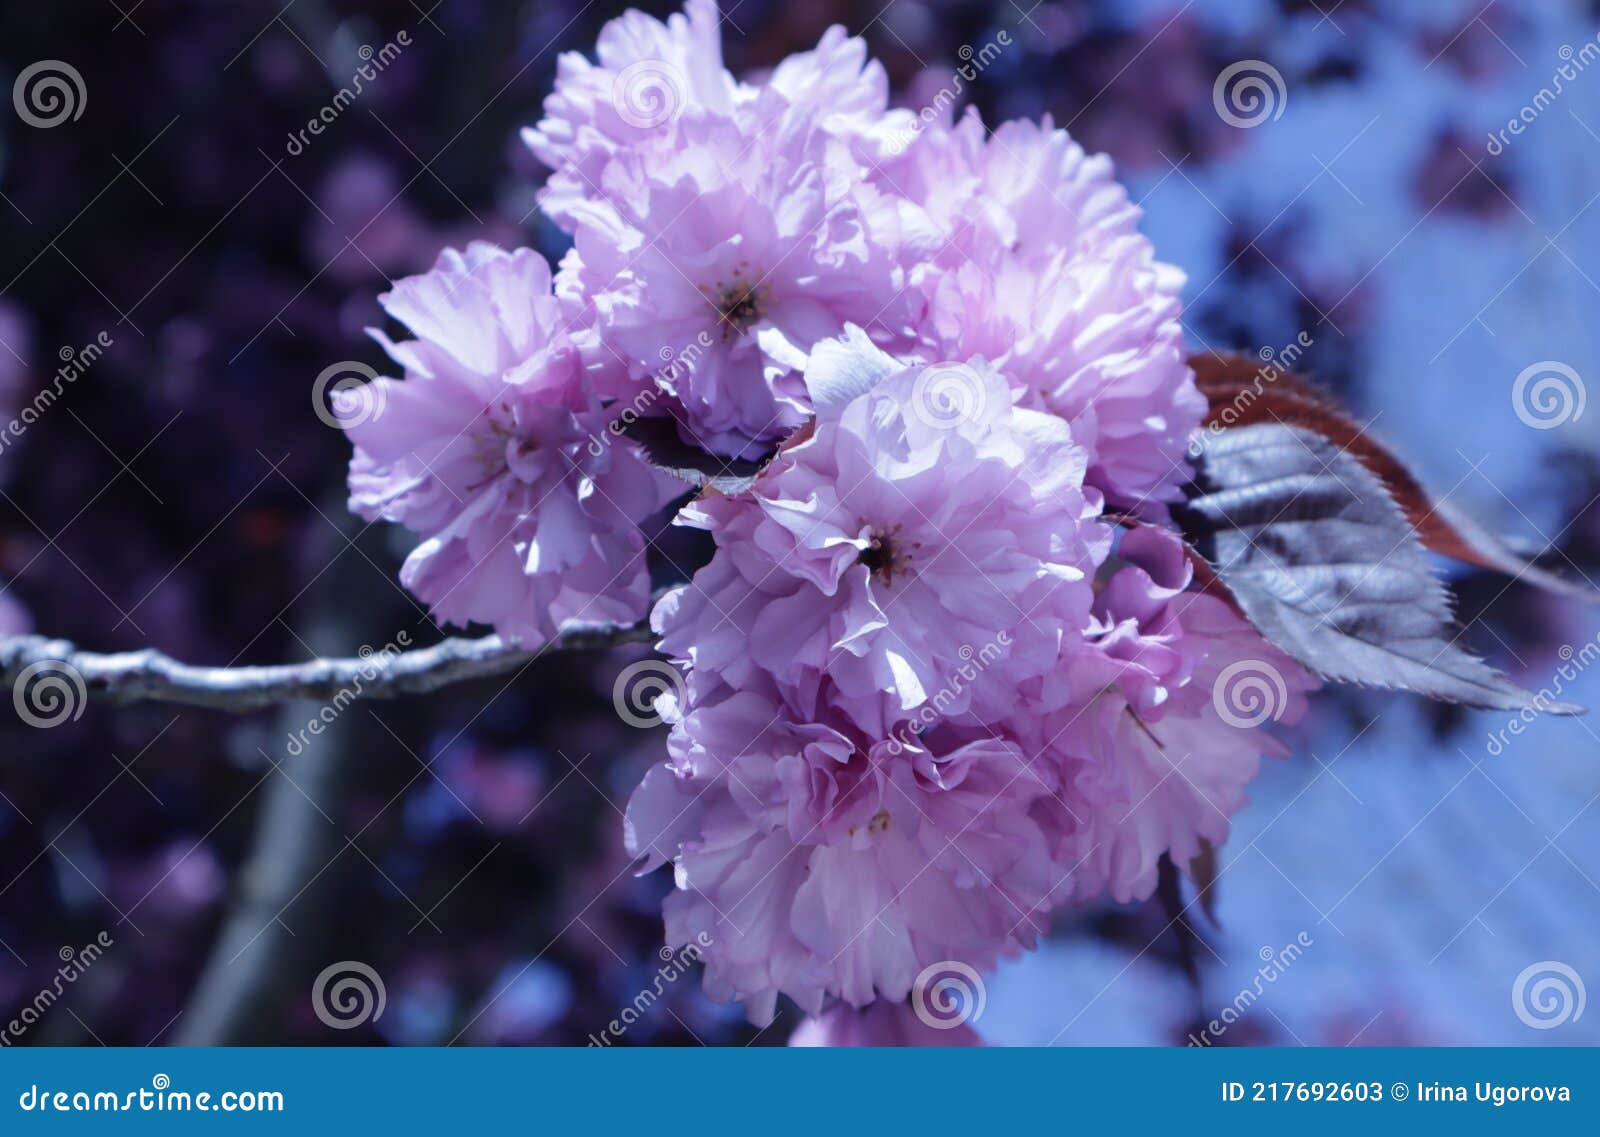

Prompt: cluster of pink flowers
xmin=340 ymin=1 xmax=1315 ymax=1030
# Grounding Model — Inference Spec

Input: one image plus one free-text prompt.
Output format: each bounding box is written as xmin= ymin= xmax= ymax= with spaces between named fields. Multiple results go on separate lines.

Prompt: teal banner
xmin=1 ymin=1048 xmax=1593 ymax=1132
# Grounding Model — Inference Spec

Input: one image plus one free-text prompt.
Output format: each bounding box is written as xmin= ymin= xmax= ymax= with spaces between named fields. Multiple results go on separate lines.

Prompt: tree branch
xmin=0 ymin=613 xmax=657 ymax=714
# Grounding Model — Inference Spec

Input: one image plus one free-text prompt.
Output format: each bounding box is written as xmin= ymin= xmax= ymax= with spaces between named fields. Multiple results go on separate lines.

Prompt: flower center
xmin=858 ymin=523 xmax=919 ymax=588
xmin=848 ymin=809 xmax=892 ymax=839
xmin=464 ymin=416 xmax=523 ymax=490
xmin=703 ymin=273 xmax=767 ymax=341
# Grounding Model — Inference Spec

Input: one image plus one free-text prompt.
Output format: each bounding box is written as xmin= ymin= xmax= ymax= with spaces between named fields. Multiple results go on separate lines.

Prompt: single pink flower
xmin=901 ymin=110 xmax=1205 ymax=512
xmin=343 ymin=242 xmax=676 ymax=645
xmin=626 ymin=674 xmax=1062 ymax=1025
xmin=652 ymin=340 xmax=1110 ymax=735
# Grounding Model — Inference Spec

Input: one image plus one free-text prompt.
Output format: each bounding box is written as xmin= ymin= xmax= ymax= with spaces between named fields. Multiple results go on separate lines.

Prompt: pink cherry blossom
xmin=522 ymin=0 xmax=738 ymax=227
xmin=625 ymin=674 xmax=1061 ymax=1025
xmin=902 ymin=110 xmax=1205 ymax=511
xmin=1021 ymin=525 xmax=1318 ymax=903
xmin=343 ymin=242 xmax=675 ymax=645
xmin=332 ymin=3 xmax=1336 ymax=1034
xmin=557 ymin=111 xmax=919 ymax=458
xmin=651 ymin=343 xmax=1110 ymax=735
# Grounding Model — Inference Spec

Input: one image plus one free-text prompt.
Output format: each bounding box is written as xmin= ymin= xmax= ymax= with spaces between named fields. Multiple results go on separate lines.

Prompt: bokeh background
xmin=1 ymin=0 xmax=1598 ymax=1046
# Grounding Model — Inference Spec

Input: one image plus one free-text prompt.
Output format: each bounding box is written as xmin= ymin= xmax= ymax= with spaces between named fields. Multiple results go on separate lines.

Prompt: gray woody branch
xmin=0 ymin=616 xmax=656 ymax=714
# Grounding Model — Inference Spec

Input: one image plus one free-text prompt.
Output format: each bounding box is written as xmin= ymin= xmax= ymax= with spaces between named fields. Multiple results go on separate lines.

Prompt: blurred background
xmin=0 ymin=0 xmax=1597 ymax=1046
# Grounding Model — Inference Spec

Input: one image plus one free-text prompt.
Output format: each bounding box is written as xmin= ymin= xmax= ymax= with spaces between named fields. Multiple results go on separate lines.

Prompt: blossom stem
xmin=0 ymin=611 xmax=658 ymax=714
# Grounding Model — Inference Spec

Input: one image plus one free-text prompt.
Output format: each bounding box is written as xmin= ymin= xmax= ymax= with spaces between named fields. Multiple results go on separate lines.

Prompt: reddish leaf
xmin=1191 ymin=351 xmax=1597 ymax=602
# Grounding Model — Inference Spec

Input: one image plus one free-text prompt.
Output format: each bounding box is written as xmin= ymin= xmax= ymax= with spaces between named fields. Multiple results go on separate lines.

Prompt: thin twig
xmin=0 ymin=614 xmax=656 ymax=714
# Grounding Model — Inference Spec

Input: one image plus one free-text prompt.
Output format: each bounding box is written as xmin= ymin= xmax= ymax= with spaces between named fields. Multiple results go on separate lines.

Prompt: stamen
xmin=702 ymin=267 xmax=767 ymax=341
xmin=857 ymin=523 xmax=920 ymax=588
